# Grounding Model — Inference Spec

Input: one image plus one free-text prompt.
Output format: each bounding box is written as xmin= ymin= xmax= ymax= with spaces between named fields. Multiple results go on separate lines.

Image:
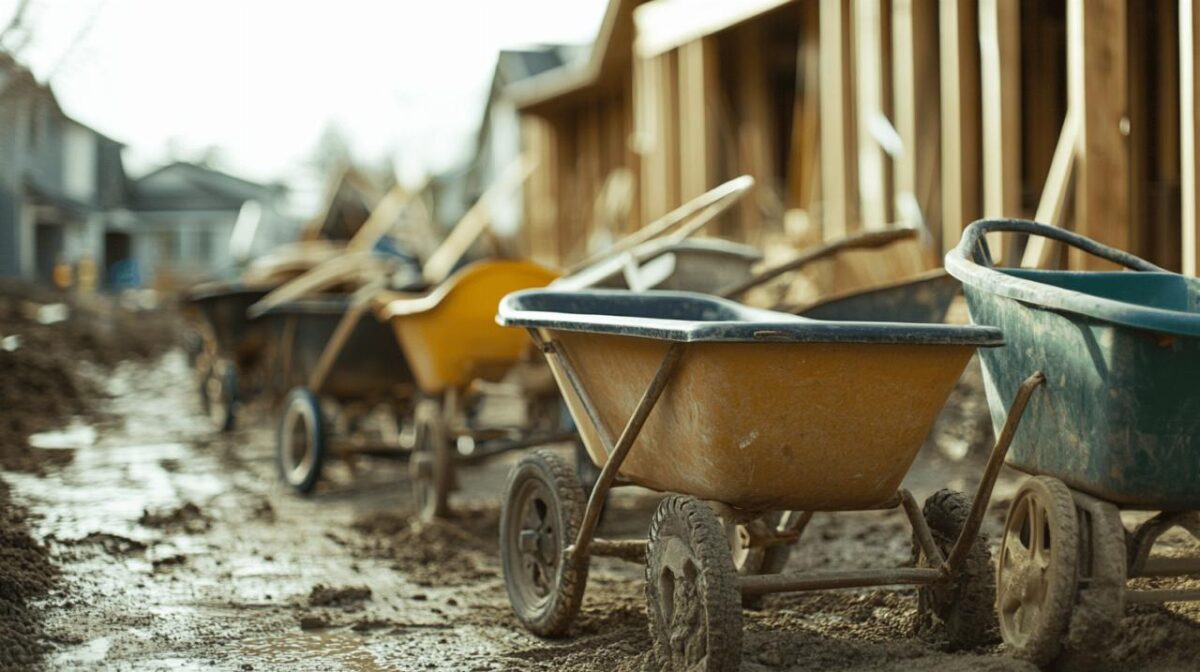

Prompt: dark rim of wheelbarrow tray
xmin=945 ymin=219 xmax=1200 ymax=339
xmin=257 ymin=296 xmax=362 ymax=317
xmin=186 ymin=281 xmax=273 ymax=303
xmin=497 ymin=289 xmax=1004 ymax=346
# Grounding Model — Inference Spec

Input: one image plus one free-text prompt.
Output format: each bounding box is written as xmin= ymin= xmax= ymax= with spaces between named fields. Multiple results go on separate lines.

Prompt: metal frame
xmin=534 ymin=321 xmax=1048 ymax=600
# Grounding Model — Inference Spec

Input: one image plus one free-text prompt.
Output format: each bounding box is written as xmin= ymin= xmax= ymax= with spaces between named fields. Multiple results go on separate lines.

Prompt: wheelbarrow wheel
xmin=276 ymin=387 xmax=326 ymax=495
xmin=646 ymin=496 xmax=742 ymax=672
xmin=411 ymin=398 xmax=454 ymax=521
xmin=500 ymin=449 xmax=587 ymax=637
xmin=996 ymin=476 xmax=1080 ymax=666
xmin=912 ymin=489 xmax=998 ymax=649
xmin=203 ymin=362 xmax=238 ymax=433
xmin=1056 ymin=493 xmax=1126 ymax=669
xmin=729 ymin=512 xmax=792 ymax=610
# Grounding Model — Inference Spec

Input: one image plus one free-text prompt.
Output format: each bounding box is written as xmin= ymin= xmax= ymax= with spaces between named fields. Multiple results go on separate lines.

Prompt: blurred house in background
xmin=1 ymin=52 xmax=296 ymax=289
xmin=0 ymin=53 xmax=129 ymax=285
xmin=118 ymin=161 xmax=293 ymax=287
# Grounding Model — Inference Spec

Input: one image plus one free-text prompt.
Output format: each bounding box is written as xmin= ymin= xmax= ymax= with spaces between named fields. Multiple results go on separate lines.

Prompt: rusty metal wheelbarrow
xmin=495 ymin=288 xmax=1045 ymax=670
xmin=947 ymin=218 xmax=1200 ymax=668
xmin=183 ymin=281 xmax=275 ymax=431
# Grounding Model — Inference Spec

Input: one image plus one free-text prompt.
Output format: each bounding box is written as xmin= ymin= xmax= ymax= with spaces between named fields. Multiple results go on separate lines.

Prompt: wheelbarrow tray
xmin=498 ymin=289 xmax=1002 ymax=511
xmin=259 ymin=296 xmax=414 ymax=402
xmin=557 ymin=238 xmax=762 ymax=294
xmin=185 ymin=281 xmax=273 ymax=363
xmin=796 ymin=269 xmax=959 ymax=323
xmin=950 ymin=264 xmax=1200 ymax=509
xmin=376 ymin=260 xmax=559 ymax=395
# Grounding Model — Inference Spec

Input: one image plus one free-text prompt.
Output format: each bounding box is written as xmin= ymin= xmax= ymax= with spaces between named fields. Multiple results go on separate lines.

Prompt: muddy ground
xmin=2 ymin=292 xmax=1200 ymax=671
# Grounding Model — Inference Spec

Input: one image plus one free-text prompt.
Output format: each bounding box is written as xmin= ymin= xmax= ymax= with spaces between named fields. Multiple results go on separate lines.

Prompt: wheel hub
xmin=514 ymin=486 xmax=559 ymax=599
xmin=998 ymin=484 xmax=1064 ymax=649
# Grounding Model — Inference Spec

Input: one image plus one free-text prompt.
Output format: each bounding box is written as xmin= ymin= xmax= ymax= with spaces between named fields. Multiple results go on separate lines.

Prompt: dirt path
xmin=5 ymin=352 xmax=1200 ymax=671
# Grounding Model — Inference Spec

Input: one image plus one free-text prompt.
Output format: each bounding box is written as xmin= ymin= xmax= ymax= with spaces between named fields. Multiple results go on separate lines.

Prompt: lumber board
xmin=1022 ymin=114 xmax=1079 ymax=269
xmin=938 ymin=0 xmax=982 ymax=255
xmin=819 ymin=0 xmax=857 ymax=240
xmin=854 ymin=0 xmax=887 ymax=231
xmin=979 ymin=0 xmax=1021 ymax=261
xmin=422 ymin=158 xmax=534 ymax=285
xmin=1183 ymin=0 xmax=1200 ymax=275
xmin=1069 ymin=0 xmax=1130 ymax=270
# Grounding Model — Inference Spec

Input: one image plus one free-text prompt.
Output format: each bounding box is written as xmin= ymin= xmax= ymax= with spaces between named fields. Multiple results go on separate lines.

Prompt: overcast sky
xmin=0 ymin=0 xmax=605 ymax=193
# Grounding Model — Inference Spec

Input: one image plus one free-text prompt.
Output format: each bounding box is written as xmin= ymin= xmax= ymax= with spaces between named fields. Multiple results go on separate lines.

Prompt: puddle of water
xmin=28 ymin=421 xmax=98 ymax=450
xmin=240 ymin=630 xmax=393 ymax=671
xmin=52 ymin=636 xmax=111 ymax=665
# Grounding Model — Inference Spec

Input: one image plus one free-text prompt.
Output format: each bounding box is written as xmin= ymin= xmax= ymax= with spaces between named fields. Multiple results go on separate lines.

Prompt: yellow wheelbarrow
xmin=369 ymin=259 xmax=565 ymax=518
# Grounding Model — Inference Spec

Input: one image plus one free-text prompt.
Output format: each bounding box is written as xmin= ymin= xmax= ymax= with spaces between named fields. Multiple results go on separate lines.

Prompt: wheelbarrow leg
xmin=567 ymin=343 xmax=684 ymax=565
xmin=944 ymin=371 xmax=1045 ymax=574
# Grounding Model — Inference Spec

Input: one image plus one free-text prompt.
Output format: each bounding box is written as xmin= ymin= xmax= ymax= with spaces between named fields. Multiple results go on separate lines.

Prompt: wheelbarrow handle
xmin=955 ymin=218 xmax=1165 ymax=272
xmin=566 ymin=175 xmax=755 ymax=274
xmin=721 ymin=227 xmax=917 ymax=299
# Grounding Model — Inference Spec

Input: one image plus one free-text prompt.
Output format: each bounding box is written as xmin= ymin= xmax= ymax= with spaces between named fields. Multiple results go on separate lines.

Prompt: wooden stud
xmin=1069 ymin=0 xmax=1130 ymax=270
xmin=820 ymin=0 xmax=858 ymax=240
xmin=678 ymin=37 xmax=719 ymax=202
xmin=891 ymin=0 xmax=939 ymax=245
xmin=939 ymin=0 xmax=982 ymax=255
xmin=979 ymin=0 xmax=1022 ymax=260
xmin=854 ymin=0 xmax=887 ymax=230
xmin=1183 ymin=0 xmax=1200 ymax=275
xmin=787 ymin=0 xmax=822 ymax=213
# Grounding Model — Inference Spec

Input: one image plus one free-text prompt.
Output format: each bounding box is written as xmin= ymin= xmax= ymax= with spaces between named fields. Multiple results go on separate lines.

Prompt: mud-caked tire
xmin=203 ymin=361 xmax=238 ymax=433
xmin=996 ymin=476 xmax=1080 ymax=667
xmin=276 ymin=387 xmax=326 ymax=495
xmin=500 ymin=449 xmax=588 ymax=638
xmin=410 ymin=397 xmax=455 ymax=521
xmin=913 ymin=489 xmax=998 ymax=650
xmin=646 ymin=496 xmax=742 ymax=672
xmin=1057 ymin=493 xmax=1127 ymax=670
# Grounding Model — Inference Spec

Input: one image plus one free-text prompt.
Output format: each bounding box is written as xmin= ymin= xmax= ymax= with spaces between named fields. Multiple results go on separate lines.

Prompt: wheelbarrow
xmin=183 ymin=281 xmax=275 ymax=431
xmin=255 ymin=289 xmax=418 ymax=494
xmin=947 ymin=218 xmax=1200 ymax=668
xmin=495 ymin=288 xmax=1046 ymax=670
xmin=722 ymin=227 xmax=959 ymax=323
xmin=370 ymin=259 xmax=572 ymax=519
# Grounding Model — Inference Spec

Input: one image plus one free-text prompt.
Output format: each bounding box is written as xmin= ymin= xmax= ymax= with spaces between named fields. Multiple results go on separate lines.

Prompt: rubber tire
xmin=1057 ymin=493 xmax=1127 ymax=669
xmin=500 ymin=449 xmax=588 ymax=637
xmin=203 ymin=363 xmax=238 ymax=433
xmin=275 ymin=387 xmax=326 ymax=495
xmin=996 ymin=476 xmax=1079 ymax=667
xmin=646 ymin=496 xmax=743 ymax=672
xmin=731 ymin=512 xmax=792 ymax=610
xmin=411 ymin=398 xmax=454 ymax=521
xmin=912 ymin=489 xmax=998 ymax=650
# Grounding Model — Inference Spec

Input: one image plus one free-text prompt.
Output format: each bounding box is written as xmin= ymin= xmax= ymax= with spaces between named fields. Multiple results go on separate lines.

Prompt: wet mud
xmin=1 ymin=295 xmax=1198 ymax=670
